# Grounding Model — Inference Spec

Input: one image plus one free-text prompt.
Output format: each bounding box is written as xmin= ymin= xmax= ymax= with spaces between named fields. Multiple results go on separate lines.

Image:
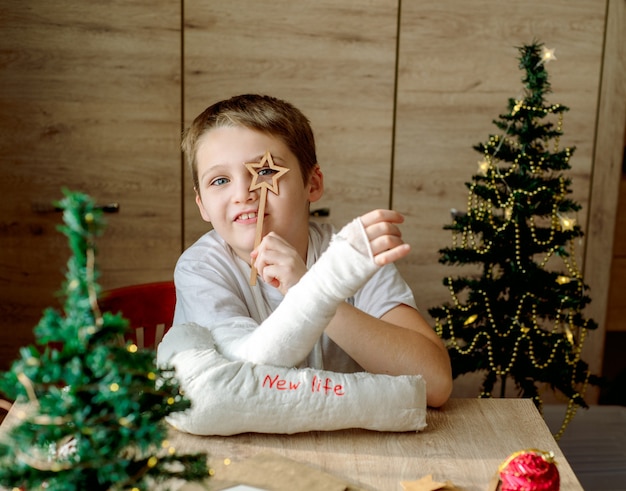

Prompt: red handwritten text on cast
xmin=262 ymin=374 xmax=345 ymax=396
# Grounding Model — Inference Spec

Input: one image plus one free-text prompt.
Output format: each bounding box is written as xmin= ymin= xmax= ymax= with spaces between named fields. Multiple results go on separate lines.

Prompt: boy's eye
xmin=258 ymin=167 xmax=278 ymax=177
xmin=210 ymin=177 xmax=229 ymax=186
xmin=257 ymin=167 xmax=279 ymax=185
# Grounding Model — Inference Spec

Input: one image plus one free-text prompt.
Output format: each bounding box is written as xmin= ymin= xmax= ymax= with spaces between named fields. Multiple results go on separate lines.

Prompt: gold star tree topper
xmin=540 ymin=46 xmax=556 ymax=64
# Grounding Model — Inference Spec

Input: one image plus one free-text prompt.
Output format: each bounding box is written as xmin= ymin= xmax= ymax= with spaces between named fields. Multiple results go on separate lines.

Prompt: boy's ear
xmin=195 ymin=191 xmax=212 ymax=223
xmin=307 ymin=165 xmax=324 ymax=203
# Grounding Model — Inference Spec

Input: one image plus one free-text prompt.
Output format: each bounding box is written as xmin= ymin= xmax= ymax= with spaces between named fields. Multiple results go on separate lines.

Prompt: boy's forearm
xmin=325 ymin=303 xmax=453 ymax=407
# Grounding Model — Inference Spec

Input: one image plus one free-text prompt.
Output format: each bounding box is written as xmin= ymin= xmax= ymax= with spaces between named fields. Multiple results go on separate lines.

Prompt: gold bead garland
xmin=456 ymin=175 xmax=575 ymax=278
xmin=437 ymin=277 xmax=591 ymax=375
xmin=436 ymin=267 xmax=591 ymax=437
xmin=511 ymin=100 xmax=562 ymax=116
xmin=435 ymin=312 xmax=586 ymax=378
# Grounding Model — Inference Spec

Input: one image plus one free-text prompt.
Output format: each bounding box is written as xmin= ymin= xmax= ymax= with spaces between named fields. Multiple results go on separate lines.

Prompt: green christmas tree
xmin=0 ymin=190 xmax=208 ymax=490
xmin=428 ymin=42 xmax=601 ymax=437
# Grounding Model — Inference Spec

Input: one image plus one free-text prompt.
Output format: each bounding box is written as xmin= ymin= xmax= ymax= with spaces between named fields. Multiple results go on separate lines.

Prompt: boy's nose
xmin=234 ymin=178 xmax=257 ymax=203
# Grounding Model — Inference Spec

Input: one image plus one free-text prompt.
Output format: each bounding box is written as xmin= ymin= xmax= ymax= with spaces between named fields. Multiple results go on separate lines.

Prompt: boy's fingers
xmin=365 ymin=222 xmax=402 ymax=241
xmin=374 ymin=244 xmax=411 ymax=266
xmin=369 ymin=234 xmax=405 ymax=255
xmin=360 ymin=209 xmax=404 ymax=228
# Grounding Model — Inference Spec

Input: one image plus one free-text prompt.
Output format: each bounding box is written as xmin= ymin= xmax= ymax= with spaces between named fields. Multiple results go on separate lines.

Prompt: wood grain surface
xmin=0 ymin=1 xmax=181 ymax=368
xmin=182 ymin=0 xmax=399 ymax=247
xmin=167 ymin=398 xmax=583 ymax=491
xmin=586 ymin=0 xmax=626 ymax=347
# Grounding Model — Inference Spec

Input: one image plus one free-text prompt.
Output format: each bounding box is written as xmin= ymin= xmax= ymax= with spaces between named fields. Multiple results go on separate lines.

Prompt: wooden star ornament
xmin=400 ymin=474 xmax=458 ymax=491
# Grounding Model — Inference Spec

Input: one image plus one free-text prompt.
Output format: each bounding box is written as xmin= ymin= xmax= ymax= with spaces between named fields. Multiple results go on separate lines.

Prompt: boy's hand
xmin=251 ymin=232 xmax=307 ymax=295
xmin=360 ymin=209 xmax=411 ymax=266
xmin=252 ymin=210 xmax=408 ymax=294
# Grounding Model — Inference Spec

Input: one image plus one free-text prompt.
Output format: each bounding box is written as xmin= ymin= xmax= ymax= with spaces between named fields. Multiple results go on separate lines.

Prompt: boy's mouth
xmin=235 ymin=211 xmax=258 ymax=222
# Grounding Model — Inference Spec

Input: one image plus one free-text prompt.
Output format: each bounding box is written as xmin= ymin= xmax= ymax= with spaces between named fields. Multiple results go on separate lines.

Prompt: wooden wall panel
xmin=606 ymin=178 xmax=626 ymax=333
xmin=0 ymin=1 xmax=181 ymax=370
xmin=606 ymin=257 xmax=626 ymax=332
xmin=183 ymin=0 xmax=399 ymax=247
xmin=585 ymin=0 xmax=626 ymax=365
xmin=393 ymin=1 xmax=607 ymax=397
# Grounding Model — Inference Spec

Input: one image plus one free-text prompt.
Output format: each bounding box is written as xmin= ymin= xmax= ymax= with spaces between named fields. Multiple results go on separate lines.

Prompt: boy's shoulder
xmin=309 ymin=219 xmax=338 ymax=235
xmin=308 ymin=220 xmax=335 ymax=254
xmin=178 ymin=229 xmax=229 ymax=263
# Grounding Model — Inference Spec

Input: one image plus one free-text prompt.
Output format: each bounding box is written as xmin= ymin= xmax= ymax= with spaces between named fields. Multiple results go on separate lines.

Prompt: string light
xmin=559 ymin=215 xmax=576 ymax=231
xmin=477 ymin=159 xmax=490 ymax=176
xmin=564 ymin=325 xmax=575 ymax=345
xmin=556 ymin=275 xmax=571 ymax=285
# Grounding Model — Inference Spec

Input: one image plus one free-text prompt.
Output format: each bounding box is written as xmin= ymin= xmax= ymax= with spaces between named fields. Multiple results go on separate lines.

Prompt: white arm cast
xmin=208 ymin=218 xmax=378 ymax=367
xmin=158 ymin=323 xmax=427 ymax=436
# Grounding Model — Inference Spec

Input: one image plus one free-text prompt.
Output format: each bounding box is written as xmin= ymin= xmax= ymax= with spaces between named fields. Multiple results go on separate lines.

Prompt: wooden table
xmin=168 ymin=398 xmax=583 ymax=490
xmin=1 ymin=398 xmax=582 ymax=490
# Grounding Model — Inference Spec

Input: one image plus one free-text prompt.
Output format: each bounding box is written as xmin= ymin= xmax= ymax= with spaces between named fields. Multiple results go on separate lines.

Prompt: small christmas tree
xmin=428 ymin=42 xmax=601 ymax=438
xmin=0 ymin=190 xmax=208 ymax=490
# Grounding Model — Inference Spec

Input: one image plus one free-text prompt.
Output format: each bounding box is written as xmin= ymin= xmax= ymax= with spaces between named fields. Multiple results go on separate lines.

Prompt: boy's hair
xmin=182 ymin=94 xmax=318 ymax=191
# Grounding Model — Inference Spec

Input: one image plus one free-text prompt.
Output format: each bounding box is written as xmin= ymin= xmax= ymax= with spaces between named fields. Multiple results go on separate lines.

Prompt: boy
xmin=167 ymin=94 xmax=451 ymax=407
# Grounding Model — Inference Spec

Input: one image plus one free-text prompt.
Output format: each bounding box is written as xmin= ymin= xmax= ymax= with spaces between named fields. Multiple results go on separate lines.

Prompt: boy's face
xmin=195 ymin=126 xmax=323 ymax=263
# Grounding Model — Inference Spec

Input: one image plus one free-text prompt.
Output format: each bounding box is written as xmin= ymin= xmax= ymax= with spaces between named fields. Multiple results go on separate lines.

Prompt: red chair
xmin=99 ymin=281 xmax=176 ymax=349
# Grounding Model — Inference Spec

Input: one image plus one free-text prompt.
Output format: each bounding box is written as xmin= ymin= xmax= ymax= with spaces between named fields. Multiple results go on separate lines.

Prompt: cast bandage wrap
xmin=158 ymin=323 xmax=427 ymax=435
xmin=208 ymin=217 xmax=379 ymax=367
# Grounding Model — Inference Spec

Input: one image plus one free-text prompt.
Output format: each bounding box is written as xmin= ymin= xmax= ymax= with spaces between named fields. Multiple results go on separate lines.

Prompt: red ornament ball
xmin=498 ymin=449 xmax=560 ymax=491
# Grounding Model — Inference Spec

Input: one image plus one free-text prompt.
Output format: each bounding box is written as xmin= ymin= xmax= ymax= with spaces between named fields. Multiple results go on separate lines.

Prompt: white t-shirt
xmin=173 ymin=221 xmax=417 ymax=373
